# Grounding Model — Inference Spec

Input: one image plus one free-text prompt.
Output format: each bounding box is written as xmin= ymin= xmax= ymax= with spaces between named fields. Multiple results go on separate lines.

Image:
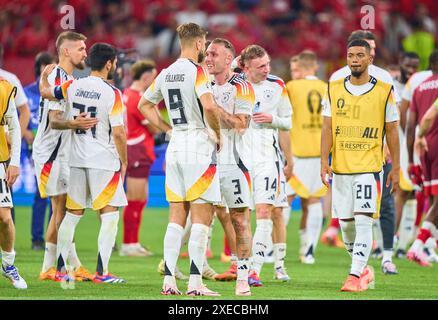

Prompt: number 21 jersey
xmin=53 ymin=76 xmax=125 ymax=171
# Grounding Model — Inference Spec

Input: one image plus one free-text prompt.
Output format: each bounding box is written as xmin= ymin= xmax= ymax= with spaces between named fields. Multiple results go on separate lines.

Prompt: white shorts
xmin=66 ymin=167 xmax=127 ymax=211
xmin=35 ymin=159 xmax=69 ymax=198
xmin=287 ymin=157 xmax=327 ymax=198
xmin=251 ymin=161 xmax=280 ymax=205
xmin=0 ymin=163 xmax=13 ymax=208
xmin=332 ymin=172 xmax=382 ymax=220
xmin=165 ymin=151 xmax=221 ymax=204
xmin=274 ymin=164 xmax=289 ymax=208
xmin=218 ymin=164 xmax=251 ymax=209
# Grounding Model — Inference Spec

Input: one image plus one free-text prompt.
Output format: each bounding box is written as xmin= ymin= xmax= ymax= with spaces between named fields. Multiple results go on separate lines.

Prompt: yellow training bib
xmin=0 ymin=79 xmax=16 ymax=162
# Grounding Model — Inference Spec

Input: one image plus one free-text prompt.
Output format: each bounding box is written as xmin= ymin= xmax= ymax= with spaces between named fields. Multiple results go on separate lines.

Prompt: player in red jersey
xmin=406 ymin=50 xmax=438 ymax=266
xmin=120 ymin=60 xmax=158 ymax=257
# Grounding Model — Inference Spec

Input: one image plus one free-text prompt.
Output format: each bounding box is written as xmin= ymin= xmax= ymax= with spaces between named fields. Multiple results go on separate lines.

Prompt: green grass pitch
xmin=2 ymin=206 xmax=437 ymax=300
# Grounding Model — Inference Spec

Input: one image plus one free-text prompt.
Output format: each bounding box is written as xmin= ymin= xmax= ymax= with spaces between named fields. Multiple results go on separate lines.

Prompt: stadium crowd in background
xmin=0 ymin=0 xmax=437 ymax=85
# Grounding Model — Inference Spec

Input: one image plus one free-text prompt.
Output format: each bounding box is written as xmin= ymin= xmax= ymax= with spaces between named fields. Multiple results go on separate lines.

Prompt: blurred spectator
xmin=135 ymin=23 xmax=158 ymax=58
xmin=175 ymin=0 xmax=208 ymax=28
xmin=402 ymin=19 xmax=435 ymax=70
xmin=383 ymin=12 xmax=411 ymax=60
xmin=155 ymin=14 xmax=180 ymax=59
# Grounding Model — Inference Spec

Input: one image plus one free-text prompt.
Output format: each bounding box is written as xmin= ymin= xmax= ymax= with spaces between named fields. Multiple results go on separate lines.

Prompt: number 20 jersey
xmin=32 ymin=66 xmax=72 ymax=165
xmin=54 ymin=76 xmax=125 ymax=171
xmin=143 ymin=58 xmax=214 ymax=155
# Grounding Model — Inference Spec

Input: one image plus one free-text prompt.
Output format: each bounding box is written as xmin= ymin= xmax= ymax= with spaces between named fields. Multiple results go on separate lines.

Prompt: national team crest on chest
xmin=263 ymin=89 xmax=274 ymax=101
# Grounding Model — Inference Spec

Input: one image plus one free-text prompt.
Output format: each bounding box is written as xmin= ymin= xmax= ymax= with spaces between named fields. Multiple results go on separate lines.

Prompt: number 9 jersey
xmin=143 ymin=58 xmax=221 ymax=203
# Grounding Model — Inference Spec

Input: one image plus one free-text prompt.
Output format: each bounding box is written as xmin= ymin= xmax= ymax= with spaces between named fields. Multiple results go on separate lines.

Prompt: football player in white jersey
xmin=33 ymin=32 xmax=94 ymax=282
xmin=40 ymin=43 xmax=128 ymax=284
xmin=392 ymin=52 xmax=421 ymax=258
xmin=204 ymin=38 xmax=254 ymax=296
xmin=138 ymin=23 xmax=222 ymax=297
xmin=328 ymin=30 xmax=400 ymax=274
xmin=239 ymin=45 xmax=292 ymax=286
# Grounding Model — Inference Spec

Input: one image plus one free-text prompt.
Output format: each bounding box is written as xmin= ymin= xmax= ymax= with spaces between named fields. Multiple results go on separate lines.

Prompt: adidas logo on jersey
xmin=361 ymin=202 xmax=371 ymax=209
xmin=1 ymin=196 xmax=10 ymax=203
xmin=234 ymin=197 xmax=244 ymax=205
xmin=238 ymin=265 xmax=248 ymax=270
xmin=268 ymin=195 xmax=275 ymax=200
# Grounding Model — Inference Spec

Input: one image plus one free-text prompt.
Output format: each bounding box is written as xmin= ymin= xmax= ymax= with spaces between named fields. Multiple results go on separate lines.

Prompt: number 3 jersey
xmin=143 ymin=58 xmax=214 ymax=155
xmin=33 ymin=66 xmax=72 ymax=165
xmin=53 ymin=76 xmax=125 ymax=171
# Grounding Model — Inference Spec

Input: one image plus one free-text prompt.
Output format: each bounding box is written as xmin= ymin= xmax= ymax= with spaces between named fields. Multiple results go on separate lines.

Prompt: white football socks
xmin=1 ymin=250 xmax=15 ymax=267
xmin=305 ymin=202 xmax=323 ymax=256
xmin=68 ymin=243 xmax=82 ymax=270
xmin=237 ymin=258 xmax=250 ymax=281
xmin=251 ymin=219 xmax=272 ymax=275
xmin=340 ymin=219 xmax=356 ymax=256
xmin=397 ymin=199 xmax=416 ymax=251
xmin=56 ymin=212 xmax=81 ymax=272
xmin=274 ymin=243 xmax=286 ymax=269
xmin=97 ymin=211 xmax=119 ymax=276
xmin=188 ymin=223 xmax=209 ymax=288
xmin=350 ymin=215 xmax=373 ymax=277
xmin=163 ymin=222 xmax=184 ymax=286
xmin=42 ymin=242 xmax=56 ymax=272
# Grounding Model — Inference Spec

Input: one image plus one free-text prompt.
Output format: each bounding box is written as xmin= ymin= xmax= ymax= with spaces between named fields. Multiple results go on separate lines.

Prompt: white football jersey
xmin=0 ymin=68 xmax=28 ymax=107
xmin=402 ymin=70 xmax=433 ymax=102
xmin=242 ymin=74 xmax=292 ymax=166
xmin=211 ymin=74 xmax=254 ymax=166
xmin=33 ymin=66 xmax=72 ymax=164
xmin=330 ymin=64 xmax=401 ymax=103
xmin=143 ymin=58 xmax=214 ymax=155
xmin=53 ymin=76 xmax=125 ymax=171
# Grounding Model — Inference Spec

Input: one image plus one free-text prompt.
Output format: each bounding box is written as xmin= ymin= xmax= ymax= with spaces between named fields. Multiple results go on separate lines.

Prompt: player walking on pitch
xmin=321 ymin=39 xmax=400 ymax=292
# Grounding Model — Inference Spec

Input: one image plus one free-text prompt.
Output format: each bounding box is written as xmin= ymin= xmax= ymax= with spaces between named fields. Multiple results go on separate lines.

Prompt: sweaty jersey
xmin=211 ymin=73 xmax=254 ymax=166
xmin=330 ymin=64 xmax=401 ymax=103
xmin=287 ymin=75 xmax=326 ymax=157
xmin=323 ymin=76 xmax=399 ymax=174
xmin=53 ymin=76 xmax=125 ymax=171
xmin=242 ymin=74 xmax=292 ymax=165
xmin=33 ymin=66 xmax=72 ymax=164
xmin=402 ymin=70 xmax=433 ymax=102
xmin=143 ymin=58 xmax=214 ymax=155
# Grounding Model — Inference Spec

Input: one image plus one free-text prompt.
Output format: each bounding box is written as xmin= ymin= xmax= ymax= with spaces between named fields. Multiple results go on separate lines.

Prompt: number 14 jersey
xmin=53 ymin=76 xmax=125 ymax=171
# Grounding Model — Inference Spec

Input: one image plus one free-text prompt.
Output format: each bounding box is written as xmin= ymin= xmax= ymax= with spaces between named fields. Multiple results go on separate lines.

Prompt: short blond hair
xmin=56 ymin=31 xmax=87 ymax=53
xmin=176 ymin=23 xmax=207 ymax=46
xmin=240 ymin=45 xmax=267 ymax=67
xmin=130 ymin=59 xmax=156 ymax=80
xmin=298 ymin=50 xmax=317 ymax=70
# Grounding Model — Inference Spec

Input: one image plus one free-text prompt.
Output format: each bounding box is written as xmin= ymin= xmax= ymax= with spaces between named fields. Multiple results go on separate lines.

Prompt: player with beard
xmin=321 ymin=40 xmax=400 ymax=292
xmin=40 ymin=43 xmax=128 ymax=283
xmin=34 ymin=32 xmax=94 ymax=282
xmin=138 ymin=23 xmax=222 ymax=296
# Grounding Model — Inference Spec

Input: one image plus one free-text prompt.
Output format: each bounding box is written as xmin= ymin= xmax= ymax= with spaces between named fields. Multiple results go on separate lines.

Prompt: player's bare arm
xmin=17 ymin=103 xmax=30 ymax=139
xmin=415 ymin=101 xmax=438 ymax=154
xmin=385 ymin=120 xmax=400 ymax=193
xmin=112 ymin=125 xmax=128 ymax=181
xmin=406 ymin=109 xmax=417 ymax=165
xmin=199 ymin=92 xmax=221 ymax=149
xmin=320 ymin=115 xmax=332 ymax=187
xmin=399 ymin=99 xmax=410 ymax=132
xmin=218 ymin=107 xmax=249 ymax=131
xmin=49 ymin=110 xmax=98 ymax=131
xmin=278 ymin=129 xmax=293 ymax=180
xmin=137 ymin=96 xmax=172 ymax=134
